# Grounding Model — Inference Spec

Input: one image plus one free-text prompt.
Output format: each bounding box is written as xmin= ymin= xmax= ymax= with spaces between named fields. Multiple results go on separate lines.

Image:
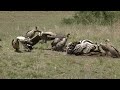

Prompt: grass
xmin=62 ymin=11 xmax=120 ymax=25
xmin=0 ymin=11 xmax=120 ymax=79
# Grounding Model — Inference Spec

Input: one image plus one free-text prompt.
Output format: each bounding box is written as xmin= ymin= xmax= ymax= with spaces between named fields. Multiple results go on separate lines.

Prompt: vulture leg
xmin=22 ymin=43 xmax=31 ymax=52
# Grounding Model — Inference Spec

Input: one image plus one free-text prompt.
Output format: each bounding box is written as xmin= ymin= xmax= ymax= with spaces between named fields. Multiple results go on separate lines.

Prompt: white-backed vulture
xmin=25 ymin=26 xmax=41 ymax=39
xmin=29 ymin=34 xmax=42 ymax=46
xmin=51 ymin=33 xmax=71 ymax=47
xmin=16 ymin=34 xmax=43 ymax=51
xmin=51 ymin=38 xmax=63 ymax=47
xmin=39 ymin=31 xmax=57 ymax=43
xmin=100 ymin=39 xmax=120 ymax=58
xmin=12 ymin=38 xmax=20 ymax=52
xmin=52 ymin=33 xmax=70 ymax=51
xmin=17 ymin=36 xmax=32 ymax=44
xmin=41 ymin=31 xmax=56 ymax=37
xmin=39 ymin=31 xmax=70 ymax=44
xmin=16 ymin=36 xmax=33 ymax=51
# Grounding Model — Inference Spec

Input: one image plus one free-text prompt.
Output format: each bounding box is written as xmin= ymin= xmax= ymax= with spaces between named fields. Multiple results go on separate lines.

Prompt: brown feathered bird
xmin=12 ymin=38 xmax=20 ymax=52
xmin=100 ymin=39 xmax=120 ymax=58
xmin=51 ymin=33 xmax=71 ymax=47
xmin=40 ymin=31 xmax=57 ymax=43
xmin=51 ymin=38 xmax=63 ymax=48
xmin=16 ymin=36 xmax=33 ymax=52
xmin=25 ymin=26 xmax=41 ymax=38
xmin=52 ymin=33 xmax=70 ymax=51
xmin=29 ymin=34 xmax=42 ymax=46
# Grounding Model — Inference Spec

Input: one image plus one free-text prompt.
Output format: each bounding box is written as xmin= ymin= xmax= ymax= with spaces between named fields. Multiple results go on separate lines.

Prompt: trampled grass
xmin=0 ymin=11 xmax=120 ymax=79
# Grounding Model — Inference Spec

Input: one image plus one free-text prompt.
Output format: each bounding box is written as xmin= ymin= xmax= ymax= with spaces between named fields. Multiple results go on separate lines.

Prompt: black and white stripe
xmin=66 ymin=39 xmax=101 ymax=55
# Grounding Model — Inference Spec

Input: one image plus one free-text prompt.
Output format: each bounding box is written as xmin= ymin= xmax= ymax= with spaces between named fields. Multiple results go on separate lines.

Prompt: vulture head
xmin=38 ymin=31 xmax=43 ymax=36
xmin=105 ymin=39 xmax=110 ymax=43
xmin=67 ymin=33 xmax=70 ymax=38
xmin=34 ymin=26 xmax=41 ymax=32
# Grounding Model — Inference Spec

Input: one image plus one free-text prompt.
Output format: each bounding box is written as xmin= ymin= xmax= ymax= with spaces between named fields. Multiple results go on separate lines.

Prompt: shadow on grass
xmin=15 ymin=50 xmax=23 ymax=53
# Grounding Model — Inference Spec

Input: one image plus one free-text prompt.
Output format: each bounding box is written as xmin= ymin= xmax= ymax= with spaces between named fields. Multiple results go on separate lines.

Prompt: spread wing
xmin=51 ymin=38 xmax=62 ymax=47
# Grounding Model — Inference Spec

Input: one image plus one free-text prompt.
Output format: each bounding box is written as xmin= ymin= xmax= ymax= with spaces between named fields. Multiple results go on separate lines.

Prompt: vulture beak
xmin=38 ymin=31 xmax=42 ymax=36
xmin=105 ymin=39 xmax=110 ymax=42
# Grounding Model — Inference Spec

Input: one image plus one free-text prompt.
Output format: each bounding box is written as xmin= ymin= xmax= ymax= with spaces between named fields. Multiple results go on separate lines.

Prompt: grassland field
xmin=0 ymin=11 xmax=120 ymax=79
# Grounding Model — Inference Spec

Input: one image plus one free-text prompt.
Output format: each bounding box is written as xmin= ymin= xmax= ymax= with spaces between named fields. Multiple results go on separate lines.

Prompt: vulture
xmin=51 ymin=33 xmax=70 ymax=51
xmin=16 ymin=36 xmax=32 ymax=44
xmin=100 ymin=39 xmax=120 ymax=58
xmin=17 ymin=34 xmax=43 ymax=51
xmin=25 ymin=26 xmax=41 ymax=39
xmin=16 ymin=36 xmax=33 ymax=51
xmin=51 ymin=38 xmax=63 ymax=48
xmin=39 ymin=31 xmax=70 ymax=44
xmin=12 ymin=38 xmax=20 ymax=52
xmin=40 ymin=31 xmax=57 ymax=43
xmin=51 ymin=33 xmax=71 ymax=47
xmin=29 ymin=34 xmax=42 ymax=46
xmin=25 ymin=32 xmax=43 ymax=47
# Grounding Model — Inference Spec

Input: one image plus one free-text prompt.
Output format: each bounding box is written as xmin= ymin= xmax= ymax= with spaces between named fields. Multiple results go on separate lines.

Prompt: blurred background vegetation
xmin=62 ymin=11 xmax=120 ymax=25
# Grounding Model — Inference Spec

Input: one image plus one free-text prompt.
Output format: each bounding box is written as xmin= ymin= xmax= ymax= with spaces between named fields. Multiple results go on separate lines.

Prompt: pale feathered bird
xmin=40 ymin=31 xmax=69 ymax=44
xmin=52 ymin=33 xmax=70 ymax=51
xmin=29 ymin=34 xmax=42 ymax=46
xmin=100 ymin=39 xmax=120 ymax=58
xmin=12 ymin=38 xmax=20 ymax=52
xmin=17 ymin=36 xmax=32 ymax=44
xmin=16 ymin=36 xmax=33 ymax=51
xmin=39 ymin=31 xmax=57 ymax=43
xmin=51 ymin=38 xmax=63 ymax=48
xmin=51 ymin=33 xmax=71 ymax=47
xmin=25 ymin=26 xmax=41 ymax=38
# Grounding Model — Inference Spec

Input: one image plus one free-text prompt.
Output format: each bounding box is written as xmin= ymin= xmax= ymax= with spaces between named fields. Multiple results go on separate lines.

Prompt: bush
xmin=62 ymin=11 xmax=120 ymax=25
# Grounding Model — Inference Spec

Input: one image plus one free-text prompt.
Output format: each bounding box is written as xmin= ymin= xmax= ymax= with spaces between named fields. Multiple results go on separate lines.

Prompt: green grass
xmin=0 ymin=11 xmax=120 ymax=79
